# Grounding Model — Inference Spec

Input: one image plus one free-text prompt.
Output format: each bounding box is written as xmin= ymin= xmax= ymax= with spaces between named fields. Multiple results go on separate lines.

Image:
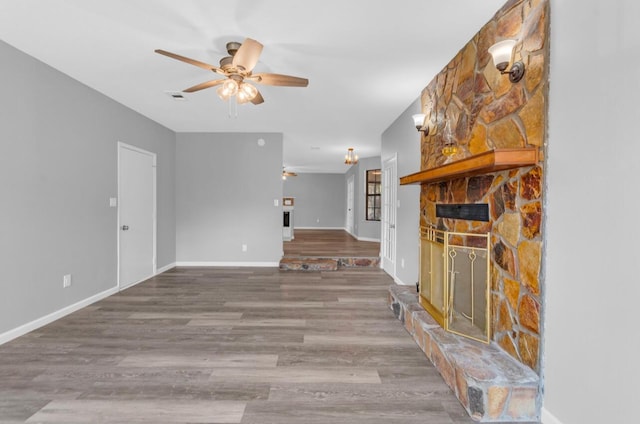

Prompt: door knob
xmin=121 ymin=225 xmax=129 ymax=231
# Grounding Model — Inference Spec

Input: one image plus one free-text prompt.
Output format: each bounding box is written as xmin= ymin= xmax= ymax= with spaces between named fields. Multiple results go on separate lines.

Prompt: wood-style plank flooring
xmin=284 ymin=229 xmax=380 ymax=257
xmin=0 ymin=266 xmax=487 ymax=423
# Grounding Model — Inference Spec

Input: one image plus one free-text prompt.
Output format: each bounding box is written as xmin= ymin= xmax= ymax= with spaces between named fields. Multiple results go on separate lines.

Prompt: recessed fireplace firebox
xmin=419 ymin=225 xmax=490 ymax=343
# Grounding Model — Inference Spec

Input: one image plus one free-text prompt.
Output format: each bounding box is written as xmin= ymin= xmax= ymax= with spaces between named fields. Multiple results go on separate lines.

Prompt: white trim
xmin=393 ymin=276 xmax=413 ymax=286
xmin=541 ymin=407 xmax=563 ymax=424
xmin=356 ymin=236 xmax=380 ymax=242
xmin=156 ymin=262 xmax=176 ymax=274
xmin=1 ymin=264 xmax=179 ymax=346
xmin=117 ymin=142 xmax=157 ymax=290
xmin=119 ymin=273 xmax=153 ymax=291
xmin=295 ymin=226 xmax=347 ymax=230
xmin=175 ymin=261 xmax=280 ymax=267
xmin=381 ymin=154 xmax=398 ymax=279
xmin=346 ymin=174 xmax=355 ymax=234
xmin=0 ymin=286 xmax=118 ymax=346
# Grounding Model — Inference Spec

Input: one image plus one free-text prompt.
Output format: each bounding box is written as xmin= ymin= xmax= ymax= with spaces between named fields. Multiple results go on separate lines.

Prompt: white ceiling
xmin=0 ymin=0 xmax=505 ymax=173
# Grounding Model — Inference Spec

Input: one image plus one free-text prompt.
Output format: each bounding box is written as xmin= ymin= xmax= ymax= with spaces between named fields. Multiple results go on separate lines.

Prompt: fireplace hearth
xmin=389 ymin=285 xmax=539 ymax=422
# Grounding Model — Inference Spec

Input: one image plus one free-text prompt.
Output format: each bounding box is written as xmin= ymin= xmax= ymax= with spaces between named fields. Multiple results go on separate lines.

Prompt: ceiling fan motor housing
xmin=219 ymin=56 xmax=234 ymax=70
xmin=226 ymin=41 xmax=241 ymax=56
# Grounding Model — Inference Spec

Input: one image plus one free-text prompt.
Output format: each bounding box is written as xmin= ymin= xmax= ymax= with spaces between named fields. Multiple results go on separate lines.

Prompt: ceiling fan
xmin=155 ymin=38 xmax=308 ymax=105
xmin=282 ymin=168 xmax=297 ymax=180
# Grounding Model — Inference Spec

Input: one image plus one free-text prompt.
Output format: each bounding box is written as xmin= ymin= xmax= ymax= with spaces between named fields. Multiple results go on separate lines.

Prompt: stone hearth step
xmin=279 ymin=256 xmax=380 ymax=271
xmin=279 ymin=257 xmax=338 ymax=271
xmin=337 ymin=257 xmax=380 ymax=268
xmin=388 ymin=284 xmax=540 ymax=423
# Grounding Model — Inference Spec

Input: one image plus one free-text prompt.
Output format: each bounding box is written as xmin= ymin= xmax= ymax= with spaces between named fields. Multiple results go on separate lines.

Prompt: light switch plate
xmin=109 ymin=197 xmax=117 ymax=207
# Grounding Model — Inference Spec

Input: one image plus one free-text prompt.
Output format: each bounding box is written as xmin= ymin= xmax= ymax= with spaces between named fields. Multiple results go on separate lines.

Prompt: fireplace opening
xmin=419 ymin=225 xmax=490 ymax=343
xmin=435 ymin=203 xmax=489 ymax=221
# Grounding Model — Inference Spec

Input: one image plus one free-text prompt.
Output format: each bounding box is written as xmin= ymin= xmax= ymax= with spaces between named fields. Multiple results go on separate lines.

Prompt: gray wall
xmin=381 ymin=99 xmax=421 ymax=286
xmin=175 ymin=133 xmax=283 ymax=264
xmin=543 ymin=1 xmax=640 ymax=422
xmin=345 ymin=156 xmax=382 ymax=241
xmin=283 ymin=173 xmax=345 ymax=228
xmin=0 ymin=40 xmax=176 ymax=335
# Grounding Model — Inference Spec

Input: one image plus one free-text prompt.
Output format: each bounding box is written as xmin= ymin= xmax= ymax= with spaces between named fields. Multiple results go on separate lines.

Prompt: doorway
xmin=117 ymin=142 xmax=156 ymax=290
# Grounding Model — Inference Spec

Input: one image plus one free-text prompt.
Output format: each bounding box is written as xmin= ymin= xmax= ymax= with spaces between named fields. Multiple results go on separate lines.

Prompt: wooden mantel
xmin=399 ymin=148 xmax=539 ymax=185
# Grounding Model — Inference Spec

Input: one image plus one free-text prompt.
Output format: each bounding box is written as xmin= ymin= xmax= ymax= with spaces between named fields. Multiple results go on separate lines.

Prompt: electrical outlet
xmin=401 ymin=258 xmax=405 ymax=268
xmin=242 ymin=244 xmax=248 ymax=252
xmin=63 ymin=274 xmax=72 ymax=288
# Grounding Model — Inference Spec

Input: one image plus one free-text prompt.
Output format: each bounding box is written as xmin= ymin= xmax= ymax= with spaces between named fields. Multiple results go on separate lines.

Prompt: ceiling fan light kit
xmin=216 ymin=78 xmax=239 ymax=100
xmin=237 ymin=82 xmax=258 ymax=103
xmin=155 ymin=38 xmax=309 ymax=108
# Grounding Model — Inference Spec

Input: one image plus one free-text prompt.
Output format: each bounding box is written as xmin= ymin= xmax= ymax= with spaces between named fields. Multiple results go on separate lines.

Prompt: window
xmin=366 ymin=169 xmax=381 ymax=221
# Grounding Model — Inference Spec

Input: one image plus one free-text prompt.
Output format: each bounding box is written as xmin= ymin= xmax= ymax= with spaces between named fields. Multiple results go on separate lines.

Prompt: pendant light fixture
xmin=344 ymin=148 xmax=358 ymax=165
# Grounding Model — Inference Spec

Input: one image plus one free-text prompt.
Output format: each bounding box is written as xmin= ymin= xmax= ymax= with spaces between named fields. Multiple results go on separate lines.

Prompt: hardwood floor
xmin=0 ymin=267 xmax=497 ymax=423
xmin=284 ymin=229 xmax=380 ymax=257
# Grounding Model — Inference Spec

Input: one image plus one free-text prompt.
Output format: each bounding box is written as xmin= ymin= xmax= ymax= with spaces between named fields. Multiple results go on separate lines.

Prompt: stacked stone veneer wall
xmin=417 ymin=0 xmax=548 ymax=374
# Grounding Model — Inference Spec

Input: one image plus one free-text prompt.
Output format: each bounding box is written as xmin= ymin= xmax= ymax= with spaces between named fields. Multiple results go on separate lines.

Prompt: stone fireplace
xmin=388 ymin=0 xmax=549 ymax=421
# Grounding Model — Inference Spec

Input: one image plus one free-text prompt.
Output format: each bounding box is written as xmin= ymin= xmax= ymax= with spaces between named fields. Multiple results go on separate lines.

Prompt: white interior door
xmin=346 ymin=175 xmax=355 ymax=235
xmin=118 ymin=143 xmax=156 ymax=290
xmin=382 ymin=156 xmax=397 ymax=276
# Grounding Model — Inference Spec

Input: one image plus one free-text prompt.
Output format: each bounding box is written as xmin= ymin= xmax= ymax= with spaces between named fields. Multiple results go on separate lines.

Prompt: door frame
xmin=117 ymin=141 xmax=157 ymax=290
xmin=381 ymin=154 xmax=397 ymax=278
xmin=346 ymin=174 xmax=355 ymax=235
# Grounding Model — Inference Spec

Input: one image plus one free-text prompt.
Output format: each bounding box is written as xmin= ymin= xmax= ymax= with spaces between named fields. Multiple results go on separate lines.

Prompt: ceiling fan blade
xmin=183 ymin=79 xmax=225 ymax=93
xmin=251 ymin=90 xmax=264 ymax=105
xmin=251 ymin=73 xmax=309 ymax=87
xmin=155 ymin=49 xmax=220 ymax=73
xmin=232 ymin=38 xmax=263 ymax=72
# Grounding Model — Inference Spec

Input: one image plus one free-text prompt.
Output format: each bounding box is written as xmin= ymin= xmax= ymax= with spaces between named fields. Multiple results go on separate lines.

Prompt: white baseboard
xmin=156 ymin=262 xmax=176 ymax=274
xmin=356 ymin=236 xmax=380 ymax=242
xmin=0 ymin=285 xmax=119 ymax=346
xmin=175 ymin=261 xmax=279 ymax=267
xmin=541 ymin=407 xmax=563 ymax=424
xmin=0 ymin=264 xmax=180 ymax=346
xmin=295 ymin=226 xmax=346 ymax=230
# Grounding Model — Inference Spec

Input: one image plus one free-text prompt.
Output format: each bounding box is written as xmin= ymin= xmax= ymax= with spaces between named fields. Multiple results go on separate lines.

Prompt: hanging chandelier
xmin=344 ymin=148 xmax=358 ymax=165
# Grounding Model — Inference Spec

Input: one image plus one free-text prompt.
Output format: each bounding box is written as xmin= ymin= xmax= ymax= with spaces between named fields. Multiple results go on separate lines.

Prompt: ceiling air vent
xmin=165 ymin=91 xmax=187 ymax=101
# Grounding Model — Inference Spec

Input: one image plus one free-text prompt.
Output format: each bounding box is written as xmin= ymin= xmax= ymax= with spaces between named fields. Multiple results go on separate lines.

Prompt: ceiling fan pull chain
xmin=228 ymin=96 xmax=238 ymax=119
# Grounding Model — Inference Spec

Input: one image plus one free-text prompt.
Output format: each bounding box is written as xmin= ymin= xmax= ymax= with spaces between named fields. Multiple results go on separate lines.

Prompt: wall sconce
xmin=441 ymin=120 xmax=458 ymax=157
xmin=412 ymin=113 xmax=430 ymax=135
xmin=344 ymin=148 xmax=358 ymax=165
xmin=488 ymin=39 xmax=525 ymax=83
